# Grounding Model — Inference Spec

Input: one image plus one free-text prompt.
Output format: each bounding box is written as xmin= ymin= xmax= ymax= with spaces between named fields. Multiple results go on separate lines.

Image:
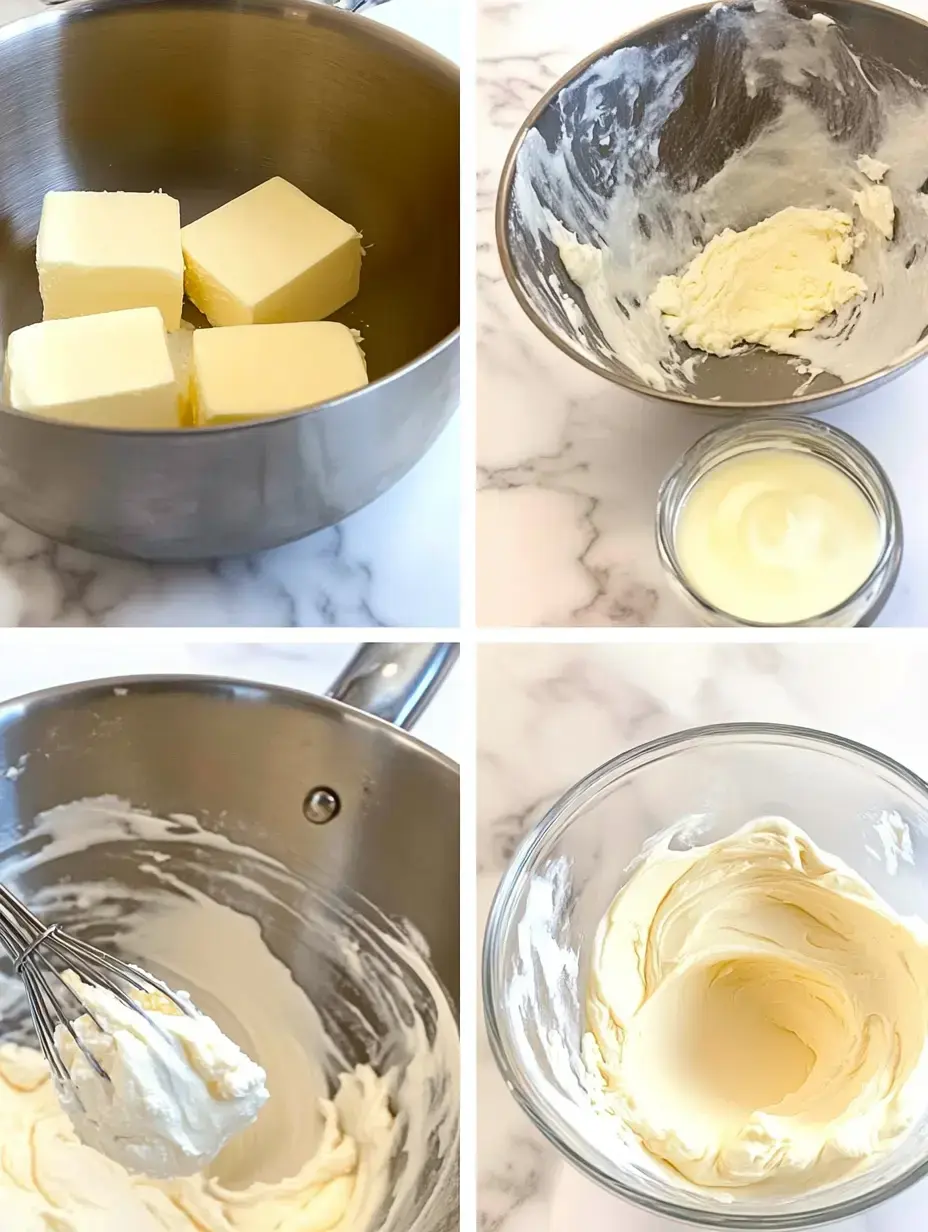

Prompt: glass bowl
xmin=483 ymin=723 xmax=928 ymax=1228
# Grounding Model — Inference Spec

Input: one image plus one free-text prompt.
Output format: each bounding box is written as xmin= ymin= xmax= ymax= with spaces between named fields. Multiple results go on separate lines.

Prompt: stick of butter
xmin=190 ymin=321 xmax=368 ymax=426
xmin=4 ymin=307 xmax=181 ymax=429
xmin=181 ymin=178 xmax=362 ymax=327
xmin=37 ymin=191 xmax=184 ymax=331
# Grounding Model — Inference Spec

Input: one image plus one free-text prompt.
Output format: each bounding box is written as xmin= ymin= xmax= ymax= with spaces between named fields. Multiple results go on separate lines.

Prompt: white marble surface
xmin=477 ymin=642 xmax=928 ymax=1230
xmin=476 ymin=0 xmax=928 ymax=628
xmin=0 ymin=0 xmax=459 ymax=628
xmin=0 ymin=637 xmax=460 ymax=756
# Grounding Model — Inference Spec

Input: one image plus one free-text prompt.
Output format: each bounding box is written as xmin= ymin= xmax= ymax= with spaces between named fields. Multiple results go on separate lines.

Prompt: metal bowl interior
xmin=484 ymin=723 xmax=928 ymax=1227
xmin=0 ymin=0 xmax=460 ymax=397
xmin=0 ymin=0 xmax=459 ymax=559
xmin=498 ymin=0 xmax=928 ymax=414
xmin=0 ymin=675 xmax=460 ymax=1230
xmin=0 ymin=674 xmax=461 ymax=986
xmin=1 ymin=836 xmax=458 ymax=1231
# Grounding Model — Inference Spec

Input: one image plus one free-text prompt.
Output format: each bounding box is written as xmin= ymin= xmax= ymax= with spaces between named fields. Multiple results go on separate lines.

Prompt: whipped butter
xmin=582 ymin=817 xmax=928 ymax=1194
xmin=520 ymin=3 xmax=928 ymax=396
xmin=649 ymin=207 xmax=865 ymax=357
xmin=674 ymin=449 xmax=882 ymax=624
xmin=0 ymin=795 xmax=459 ymax=1232
xmin=0 ymin=1042 xmax=392 ymax=1231
xmin=853 ymin=185 xmax=895 ymax=241
xmin=54 ymin=970 xmax=269 ymax=1179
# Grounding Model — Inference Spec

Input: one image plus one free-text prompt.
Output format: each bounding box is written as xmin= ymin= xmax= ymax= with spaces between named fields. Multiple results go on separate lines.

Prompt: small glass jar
xmin=656 ymin=417 xmax=903 ymax=628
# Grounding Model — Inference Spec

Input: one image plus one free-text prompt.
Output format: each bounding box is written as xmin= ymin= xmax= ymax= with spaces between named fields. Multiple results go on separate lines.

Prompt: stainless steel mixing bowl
xmin=0 ymin=0 xmax=459 ymax=559
xmin=497 ymin=0 xmax=928 ymax=415
xmin=0 ymin=642 xmax=460 ymax=1230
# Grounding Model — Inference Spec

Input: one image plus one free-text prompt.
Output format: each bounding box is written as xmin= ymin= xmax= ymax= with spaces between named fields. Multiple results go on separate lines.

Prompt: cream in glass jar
xmin=657 ymin=419 xmax=902 ymax=627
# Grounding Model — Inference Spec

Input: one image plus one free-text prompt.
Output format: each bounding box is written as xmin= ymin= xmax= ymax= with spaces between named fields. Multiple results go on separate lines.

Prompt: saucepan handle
xmin=326 ymin=643 xmax=458 ymax=731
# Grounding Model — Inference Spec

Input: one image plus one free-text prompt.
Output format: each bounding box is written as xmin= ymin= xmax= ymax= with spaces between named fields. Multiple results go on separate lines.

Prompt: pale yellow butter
xmin=4 ymin=307 xmax=181 ymax=428
xmin=650 ymin=206 xmax=865 ymax=356
xmin=181 ymin=177 xmax=362 ymax=327
xmin=36 ymin=191 xmax=184 ymax=331
xmin=190 ymin=321 xmax=368 ymax=426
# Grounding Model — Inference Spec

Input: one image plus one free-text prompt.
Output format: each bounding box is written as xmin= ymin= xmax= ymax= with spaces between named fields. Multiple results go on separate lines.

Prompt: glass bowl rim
xmin=482 ymin=720 xmax=928 ymax=1228
xmin=654 ymin=416 xmax=904 ymax=628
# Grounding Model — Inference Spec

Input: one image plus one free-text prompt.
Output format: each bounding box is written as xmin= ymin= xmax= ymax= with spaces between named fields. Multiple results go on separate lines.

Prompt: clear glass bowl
xmin=655 ymin=418 xmax=903 ymax=628
xmin=483 ymin=724 xmax=928 ymax=1228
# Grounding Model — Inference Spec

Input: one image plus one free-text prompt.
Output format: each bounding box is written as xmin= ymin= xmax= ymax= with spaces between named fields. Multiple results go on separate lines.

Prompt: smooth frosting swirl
xmin=582 ymin=817 xmax=928 ymax=1193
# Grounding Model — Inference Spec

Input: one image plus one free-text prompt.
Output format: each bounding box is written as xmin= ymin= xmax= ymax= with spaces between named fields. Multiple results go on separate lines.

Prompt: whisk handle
xmin=0 ymin=881 xmax=42 ymax=964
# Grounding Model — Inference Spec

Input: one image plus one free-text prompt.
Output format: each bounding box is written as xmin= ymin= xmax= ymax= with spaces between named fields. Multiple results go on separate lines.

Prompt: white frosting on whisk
xmin=54 ymin=970 xmax=269 ymax=1179
xmin=0 ymin=795 xmax=459 ymax=1232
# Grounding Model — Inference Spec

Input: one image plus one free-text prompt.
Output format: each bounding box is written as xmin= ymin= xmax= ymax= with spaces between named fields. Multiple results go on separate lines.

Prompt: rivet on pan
xmin=303 ymin=787 xmax=340 ymax=825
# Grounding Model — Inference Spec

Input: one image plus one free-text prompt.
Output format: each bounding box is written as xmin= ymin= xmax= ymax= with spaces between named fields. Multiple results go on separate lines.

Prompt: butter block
xmin=166 ymin=322 xmax=196 ymax=426
xmin=181 ymin=177 xmax=362 ymax=327
xmin=191 ymin=322 xmax=368 ymax=425
xmin=4 ymin=307 xmax=181 ymax=428
xmin=37 ymin=191 xmax=184 ymax=331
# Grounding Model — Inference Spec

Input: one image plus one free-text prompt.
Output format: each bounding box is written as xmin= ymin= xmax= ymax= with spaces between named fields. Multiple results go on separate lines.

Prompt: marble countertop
xmin=477 ymin=0 xmax=928 ymax=628
xmin=0 ymin=0 xmax=459 ymax=628
xmin=477 ymin=642 xmax=928 ymax=1230
xmin=0 ymin=637 xmax=460 ymax=756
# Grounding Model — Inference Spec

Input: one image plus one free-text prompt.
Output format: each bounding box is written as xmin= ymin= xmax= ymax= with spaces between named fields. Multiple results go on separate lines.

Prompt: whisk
xmin=0 ymin=880 xmax=191 ymax=1089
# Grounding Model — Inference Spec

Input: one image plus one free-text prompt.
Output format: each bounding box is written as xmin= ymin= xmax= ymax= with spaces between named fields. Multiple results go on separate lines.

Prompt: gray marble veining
xmin=0 ymin=415 xmax=459 ymax=626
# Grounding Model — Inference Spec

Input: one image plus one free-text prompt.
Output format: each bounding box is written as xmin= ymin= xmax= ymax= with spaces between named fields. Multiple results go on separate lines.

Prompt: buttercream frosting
xmin=54 ymin=970 xmax=269 ymax=1179
xmin=0 ymin=1040 xmax=391 ymax=1230
xmin=582 ymin=817 xmax=928 ymax=1194
xmin=0 ymin=794 xmax=460 ymax=1232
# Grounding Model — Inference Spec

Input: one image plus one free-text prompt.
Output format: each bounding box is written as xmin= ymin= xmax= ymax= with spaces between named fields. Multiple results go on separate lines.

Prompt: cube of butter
xmin=191 ymin=321 xmax=368 ymax=425
xmin=37 ymin=191 xmax=184 ymax=331
xmin=5 ymin=307 xmax=181 ymax=429
xmin=181 ymin=177 xmax=362 ymax=327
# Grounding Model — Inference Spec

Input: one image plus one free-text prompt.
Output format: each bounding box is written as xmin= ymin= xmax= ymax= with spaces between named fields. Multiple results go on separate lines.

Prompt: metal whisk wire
xmin=0 ymin=881 xmax=192 ymax=1090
